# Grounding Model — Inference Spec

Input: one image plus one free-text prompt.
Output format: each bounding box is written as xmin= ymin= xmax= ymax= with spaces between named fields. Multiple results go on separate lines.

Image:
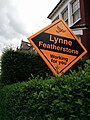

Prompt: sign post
xmin=28 ymin=18 xmax=87 ymax=76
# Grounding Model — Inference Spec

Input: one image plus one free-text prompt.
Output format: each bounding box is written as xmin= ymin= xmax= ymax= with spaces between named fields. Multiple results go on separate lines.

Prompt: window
xmin=71 ymin=0 xmax=80 ymax=23
xmin=62 ymin=8 xmax=68 ymax=24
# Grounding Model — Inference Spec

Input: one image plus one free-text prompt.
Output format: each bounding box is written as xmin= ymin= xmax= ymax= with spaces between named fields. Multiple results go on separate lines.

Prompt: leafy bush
xmin=0 ymin=60 xmax=90 ymax=120
xmin=0 ymin=48 xmax=86 ymax=87
xmin=0 ymin=48 xmax=52 ymax=86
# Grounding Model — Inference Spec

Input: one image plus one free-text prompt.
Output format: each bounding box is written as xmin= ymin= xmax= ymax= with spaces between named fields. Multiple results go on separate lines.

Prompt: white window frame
xmin=70 ymin=0 xmax=81 ymax=25
xmin=61 ymin=7 xmax=68 ymax=25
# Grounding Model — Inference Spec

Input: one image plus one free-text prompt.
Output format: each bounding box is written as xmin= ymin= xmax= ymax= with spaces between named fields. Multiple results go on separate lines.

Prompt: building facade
xmin=19 ymin=40 xmax=36 ymax=53
xmin=47 ymin=0 xmax=90 ymax=59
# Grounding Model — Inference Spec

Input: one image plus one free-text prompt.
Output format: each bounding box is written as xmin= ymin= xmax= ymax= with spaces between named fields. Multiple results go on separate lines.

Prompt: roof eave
xmin=47 ymin=0 xmax=62 ymax=19
xmin=47 ymin=0 xmax=67 ymax=19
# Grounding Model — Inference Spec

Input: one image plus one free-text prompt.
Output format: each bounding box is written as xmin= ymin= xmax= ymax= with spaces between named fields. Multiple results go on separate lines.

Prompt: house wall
xmin=84 ymin=0 xmax=90 ymax=26
xmin=80 ymin=0 xmax=85 ymax=24
xmin=81 ymin=29 xmax=90 ymax=59
xmin=82 ymin=0 xmax=90 ymax=59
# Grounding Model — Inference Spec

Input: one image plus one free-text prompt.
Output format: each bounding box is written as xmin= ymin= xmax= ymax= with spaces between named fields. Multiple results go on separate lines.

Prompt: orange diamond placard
xmin=28 ymin=18 xmax=87 ymax=76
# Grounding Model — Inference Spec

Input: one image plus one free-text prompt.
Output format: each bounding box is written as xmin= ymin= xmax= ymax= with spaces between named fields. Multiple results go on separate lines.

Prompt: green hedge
xmin=0 ymin=60 xmax=90 ymax=120
xmin=0 ymin=49 xmax=52 ymax=86
xmin=0 ymin=48 xmax=85 ymax=87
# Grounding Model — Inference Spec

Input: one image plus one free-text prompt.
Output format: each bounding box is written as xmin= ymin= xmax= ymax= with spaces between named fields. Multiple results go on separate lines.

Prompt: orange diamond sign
xmin=28 ymin=18 xmax=87 ymax=76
